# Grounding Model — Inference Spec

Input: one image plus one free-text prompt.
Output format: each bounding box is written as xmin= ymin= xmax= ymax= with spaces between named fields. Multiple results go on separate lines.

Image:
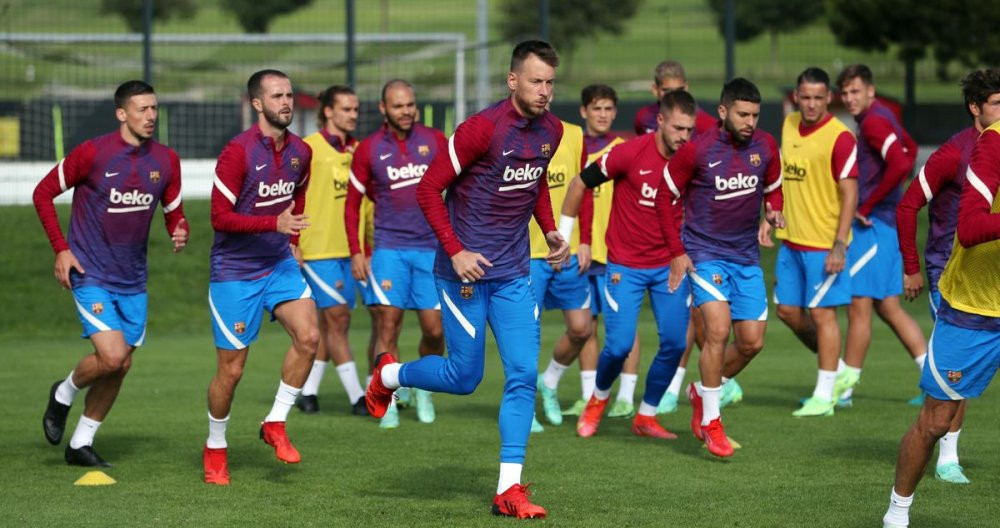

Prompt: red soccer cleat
xmin=687 ymin=382 xmax=704 ymax=440
xmin=701 ymin=417 xmax=735 ymax=458
xmin=260 ymin=421 xmax=301 ymax=464
xmin=492 ymin=483 xmax=547 ymax=519
xmin=631 ymin=414 xmax=678 ymax=439
xmin=366 ymin=353 xmax=397 ymax=418
xmin=576 ymin=395 xmax=609 ymax=438
xmin=203 ymin=445 xmax=230 ymax=485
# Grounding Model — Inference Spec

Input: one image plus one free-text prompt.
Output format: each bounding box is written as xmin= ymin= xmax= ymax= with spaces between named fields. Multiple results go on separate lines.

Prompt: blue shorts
xmin=848 ymin=218 xmax=903 ymax=299
xmin=688 ymin=260 xmax=768 ymax=321
xmin=921 ymin=317 xmax=1000 ymax=400
xmin=72 ymin=286 xmax=147 ymax=346
xmin=367 ymin=248 xmax=439 ymax=310
xmin=209 ymin=257 xmax=313 ymax=350
xmin=929 ymin=286 xmax=942 ymax=322
xmin=774 ymin=244 xmax=851 ymax=308
xmin=530 ymin=255 xmax=591 ymax=311
xmin=301 ymin=258 xmax=357 ymax=310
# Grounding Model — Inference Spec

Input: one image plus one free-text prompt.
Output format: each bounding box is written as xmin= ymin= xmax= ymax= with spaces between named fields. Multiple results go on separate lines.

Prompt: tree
xmin=100 ymin=0 xmax=198 ymax=32
xmin=498 ymin=0 xmax=641 ymax=57
xmin=704 ymin=0 xmax=823 ymax=70
xmin=220 ymin=0 xmax=315 ymax=34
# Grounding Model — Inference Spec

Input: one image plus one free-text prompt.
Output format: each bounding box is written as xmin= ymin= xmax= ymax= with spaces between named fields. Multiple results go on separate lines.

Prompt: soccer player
xmin=346 ymin=79 xmax=447 ymax=428
xmin=563 ymin=89 xmax=697 ymax=441
xmin=763 ymin=67 xmax=859 ymax=418
xmin=659 ymin=78 xmax=783 ymax=457
xmin=36 ymin=80 xmax=188 ymax=467
xmin=633 ymin=60 xmax=716 ymax=136
xmin=836 ymin=64 xmax=925 ymax=405
xmin=365 ymin=40 xmax=568 ymax=519
xmin=203 ymin=70 xmax=318 ymax=485
xmin=895 ymin=69 xmax=1000 ymax=484
xmin=296 ymin=85 xmax=372 ymax=416
xmin=881 ymin=116 xmax=1000 ymax=528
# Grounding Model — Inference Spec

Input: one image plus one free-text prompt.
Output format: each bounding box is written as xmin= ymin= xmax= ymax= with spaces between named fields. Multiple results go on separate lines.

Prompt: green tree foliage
xmin=827 ymin=0 xmax=1000 ymax=80
xmin=498 ymin=0 xmax=642 ymax=56
xmin=220 ymin=0 xmax=315 ymax=34
xmin=704 ymin=0 xmax=823 ymax=68
xmin=100 ymin=0 xmax=198 ymax=32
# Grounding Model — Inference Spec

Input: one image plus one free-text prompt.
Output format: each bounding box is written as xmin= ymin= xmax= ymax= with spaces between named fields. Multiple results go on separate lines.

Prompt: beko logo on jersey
xmin=547 ymin=164 xmax=567 ymax=188
xmin=259 ymin=179 xmax=296 ymax=197
xmin=107 ymin=188 xmax=154 ymax=213
xmin=499 ymin=163 xmax=545 ymax=192
xmin=387 ymin=163 xmax=428 ymax=180
xmin=638 ymin=182 xmax=658 ymax=207
xmin=714 ymin=173 xmax=759 ymax=200
xmin=784 ymin=162 xmax=807 ymax=180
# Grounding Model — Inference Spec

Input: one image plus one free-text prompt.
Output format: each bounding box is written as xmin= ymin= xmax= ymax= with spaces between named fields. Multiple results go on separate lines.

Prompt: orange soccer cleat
xmin=203 ymin=445 xmax=230 ymax=485
xmin=576 ymin=395 xmax=609 ymax=438
xmin=260 ymin=421 xmax=301 ymax=464
xmin=701 ymin=417 xmax=735 ymax=458
xmin=631 ymin=413 xmax=678 ymax=439
xmin=366 ymin=353 xmax=397 ymax=418
xmin=492 ymin=483 xmax=547 ymax=519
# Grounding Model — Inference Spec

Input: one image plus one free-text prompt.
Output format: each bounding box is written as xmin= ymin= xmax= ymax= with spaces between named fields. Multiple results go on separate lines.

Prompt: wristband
xmin=558 ymin=215 xmax=576 ymax=242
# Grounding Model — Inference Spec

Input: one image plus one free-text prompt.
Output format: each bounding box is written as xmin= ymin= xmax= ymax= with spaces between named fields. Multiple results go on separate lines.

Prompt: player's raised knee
xmin=776 ymin=304 xmax=801 ymax=324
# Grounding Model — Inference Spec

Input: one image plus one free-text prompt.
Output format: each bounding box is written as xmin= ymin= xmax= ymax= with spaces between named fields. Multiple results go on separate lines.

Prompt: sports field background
xmin=1 ymin=201 xmax=997 ymax=526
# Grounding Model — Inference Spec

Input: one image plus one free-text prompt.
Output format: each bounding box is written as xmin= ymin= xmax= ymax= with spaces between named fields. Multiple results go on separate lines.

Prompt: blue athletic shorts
xmin=774 ymin=244 xmax=851 ymax=308
xmin=849 ymin=217 xmax=903 ymax=299
xmin=209 ymin=257 xmax=313 ymax=350
xmin=301 ymin=258 xmax=357 ymax=310
xmin=367 ymin=248 xmax=439 ymax=310
xmin=688 ymin=260 xmax=768 ymax=321
xmin=530 ymin=255 xmax=591 ymax=311
xmin=588 ymin=263 xmax=606 ymax=315
xmin=72 ymin=286 xmax=147 ymax=346
xmin=921 ymin=316 xmax=1000 ymax=400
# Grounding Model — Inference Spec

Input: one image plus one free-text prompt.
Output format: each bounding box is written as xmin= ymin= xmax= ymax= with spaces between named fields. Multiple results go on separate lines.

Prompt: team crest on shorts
xmin=712 ymin=273 xmax=723 ymax=285
xmin=749 ymin=153 xmax=761 ymax=167
xmin=233 ymin=321 xmax=246 ymax=334
xmin=91 ymin=302 xmax=104 ymax=315
xmin=541 ymin=143 xmax=551 ymax=157
xmin=610 ymin=273 xmax=621 ymax=284
xmin=947 ymin=370 xmax=962 ymax=383
xmin=149 ymin=170 xmax=160 ymax=183
xmin=418 ymin=144 xmax=430 ymax=156
xmin=381 ymin=279 xmax=392 ymax=292
xmin=460 ymin=284 xmax=474 ymax=299
xmin=335 ymin=280 xmax=344 ymax=290
xmin=291 ymin=157 xmax=300 ymax=171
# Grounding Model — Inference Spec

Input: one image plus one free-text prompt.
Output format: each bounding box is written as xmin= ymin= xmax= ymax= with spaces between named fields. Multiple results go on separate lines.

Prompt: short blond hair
xmin=654 ymin=60 xmax=687 ymax=85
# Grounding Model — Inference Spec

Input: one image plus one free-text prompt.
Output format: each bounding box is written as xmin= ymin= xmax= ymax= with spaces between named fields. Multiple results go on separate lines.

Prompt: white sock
xmin=336 ymin=361 xmax=365 ymax=404
xmin=701 ymin=385 xmax=721 ymax=425
xmin=206 ymin=412 xmax=229 ymax=449
xmin=593 ymin=387 xmax=611 ymax=400
xmin=542 ymin=359 xmax=570 ymax=390
xmin=883 ymin=488 xmax=912 ymax=527
xmin=837 ymin=357 xmax=847 ymax=373
xmin=914 ymin=353 xmax=927 ymax=371
xmin=301 ymin=360 xmax=328 ymax=397
xmin=666 ymin=367 xmax=686 ymax=396
xmin=380 ymin=362 xmax=402 ymax=389
xmin=497 ymin=462 xmax=523 ymax=494
xmin=68 ymin=415 xmax=101 ymax=449
xmin=937 ymin=430 xmax=961 ymax=467
xmin=694 ymin=381 xmax=704 ymax=397
xmin=264 ymin=380 xmax=301 ymax=423
xmin=580 ymin=370 xmax=596 ymax=400
xmin=616 ymin=373 xmax=638 ymax=402
xmin=814 ymin=369 xmax=837 ymax=401
xmin=55 ymin=370 xmax=80 ymax=406
xmin=637 ymin=401 xmax=657 ymax=416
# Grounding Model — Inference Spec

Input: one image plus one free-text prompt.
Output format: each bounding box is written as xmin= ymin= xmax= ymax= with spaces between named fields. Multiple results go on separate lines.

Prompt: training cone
xmin=74 ymin=471 xmax=116 ymax=486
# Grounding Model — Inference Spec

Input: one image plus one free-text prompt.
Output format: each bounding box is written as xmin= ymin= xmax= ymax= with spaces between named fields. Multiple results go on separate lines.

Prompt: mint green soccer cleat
xmin=832 ymin=369 xmax=860 ymax=402
xmin=415 ymin=388 xmax=435 ymax=424
xmin=792 ymin=396 xmax=835 ymax=417
xmin=907 ymin=392 xmax=926 ymax=406
xmin=379 ymin=404 xmax=400 ymax=429
xmin=531 ymin=414 xmax=545 ymax=433
xmin=720 ymin=379 xmax=744 ymax=408
xmin=562 ymin=399 xmax=587 ymax=416
xmin=836 ymin=396 xmax=853 ymax=409
xmin=935 ymin=462 xmax=970 ymax=484
xmin=607 ymin=400 xmax=635 ymax=418
xmin=536 ymin=375 xmax=563 ymax=425
xmin=657 ymin=392 xmax=679 ymax=414
xmin=394 ymin=387 xmax=412 ymax=409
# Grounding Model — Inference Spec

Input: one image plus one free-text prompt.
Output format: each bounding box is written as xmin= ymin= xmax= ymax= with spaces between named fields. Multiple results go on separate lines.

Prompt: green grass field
xmin=1 ymin=201 xmax=997 ymax=526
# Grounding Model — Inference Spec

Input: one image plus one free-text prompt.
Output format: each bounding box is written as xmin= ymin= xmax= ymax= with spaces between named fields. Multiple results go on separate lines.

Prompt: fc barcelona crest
xmin=712 ymin=273 xmax=723 ymax=285
xmin=947 ymin=370 xmax=962 ymax=383
xmin=749 ymin=153 xmax=761 ymax=167
xmin=381 ymin=279 xmax=393 ymax=292
xmin=460 ymin=284 xmax=474 ymax=299
xmin=291 ymin=157 xmax=301 ymax=171
xmin=418 ymin=144 xmax=430 ymax=156
xmin=541 ymin=143 xmax=551 ymax=157
xmin=91 ymin=303 xmax=104 ymax=315
xmin=233 ymin=321 xmax=246 ymax=334
xmin=610 ymin=273 xmax=621 ymax=285
xmin=149 ymin=170 xmax=160 ymax=183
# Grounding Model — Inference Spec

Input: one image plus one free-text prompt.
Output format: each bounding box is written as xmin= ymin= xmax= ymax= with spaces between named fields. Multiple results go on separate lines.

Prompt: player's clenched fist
xmin=276 ymin=201 xmax=309 ymax=235
xmin=450 ymin=249 xmax=493 ymax=282
xmin=172 ymin=218 xmax=189 ymax=253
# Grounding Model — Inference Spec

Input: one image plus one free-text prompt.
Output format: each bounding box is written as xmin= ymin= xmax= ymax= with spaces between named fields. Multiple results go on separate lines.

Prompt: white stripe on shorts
xmin=689 ymin=272 xmax=728 ymax=302
xmin=441 ymin=289 xmax=476 ymax=338
xmin=926 ymin=329 xmax=963 ymax=400
xmin=208 ymin=292 xmax=246 ymax=350
xmin=807 ymin=273 xmax=839 ymax=308
xmin=849 ymin=244 xmax=878 ymax=278
xmin=302 ymin=263 xmax=347 ymax=305
xmin=74 ymin=298 xmax=111 ymax=332
xmin=603 ymin=285 xmax=619 ymax=313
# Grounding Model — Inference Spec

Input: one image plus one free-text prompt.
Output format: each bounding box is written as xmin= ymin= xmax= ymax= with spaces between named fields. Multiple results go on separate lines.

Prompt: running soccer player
xmin=36 ymin=80 xmax=188 ymax=467
xmin=563 ymin=89 xmax=696 ymax=441
xmin=881 ymin=116 xmax=1000 ymax=528
xmin=763 ymin=68 xmax=859 ymax=418
xmin=895 ymin=69 xmax=1000 ymax=484
xmin=296 ymin=85 xmax=373 ymax=416
xmin=633 ymin=60 xmax=716 ymax=136
xmin=659 ymin=78 xmax=783 ymax=457
xmin=346 ymin=79 xmax=447 ymax=429
xmin=365 ymin=40 xmax=568 ymax=519
xmin=836 ymin=64 xmax=925 ymax=405
xmin=203 ymin=70 xmax=318 ymax=485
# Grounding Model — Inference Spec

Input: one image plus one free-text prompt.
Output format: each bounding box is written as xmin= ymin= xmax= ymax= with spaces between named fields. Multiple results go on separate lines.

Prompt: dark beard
xmin=263 ymin=106 xmax=291 ymax=130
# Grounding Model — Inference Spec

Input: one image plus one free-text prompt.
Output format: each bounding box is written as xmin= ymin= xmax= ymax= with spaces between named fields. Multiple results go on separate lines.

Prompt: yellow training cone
xmin=74 ymin=471 xmax=116 ymax=486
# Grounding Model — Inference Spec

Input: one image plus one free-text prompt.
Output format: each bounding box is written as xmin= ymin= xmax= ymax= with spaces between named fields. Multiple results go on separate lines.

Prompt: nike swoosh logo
xmin=639 ymin=169 xmax=652 ymax=175
xmin=379 ymin=153 xmax=392 ymax=160
xmin=708 ymin=161 xmax=722 ymax=168
xmin=502 ymin=149 xmax=515 ymax=156
xmin=255 ymin=164 xmax=267 ymax=171
xmin=104 ymin=172 xmax=118 ymax=178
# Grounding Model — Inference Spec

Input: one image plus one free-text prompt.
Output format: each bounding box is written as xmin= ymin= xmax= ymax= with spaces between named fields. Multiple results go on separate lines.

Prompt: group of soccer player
xmin=32 ymin=38 xmax=999 ymax=525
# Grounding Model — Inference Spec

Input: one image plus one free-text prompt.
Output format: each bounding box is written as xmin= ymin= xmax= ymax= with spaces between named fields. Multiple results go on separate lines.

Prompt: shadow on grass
xmin=361 ymin=464 xmax=489 ymax=500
